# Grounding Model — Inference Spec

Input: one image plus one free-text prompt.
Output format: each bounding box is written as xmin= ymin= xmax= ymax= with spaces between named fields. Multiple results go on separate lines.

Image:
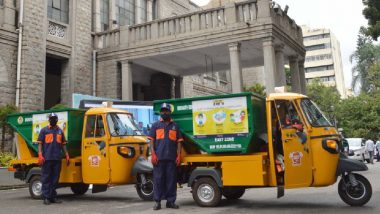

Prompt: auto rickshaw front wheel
xmin=338 ymin=173 xmax=372 ymax=206
xmin=135 ymin=174 xmax=154 ymax=201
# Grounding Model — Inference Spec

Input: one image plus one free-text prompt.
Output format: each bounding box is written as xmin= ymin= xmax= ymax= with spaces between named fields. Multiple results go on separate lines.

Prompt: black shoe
xmin=50 ymin=198 xmax=62 ymax=203
xmin=166 ymin=202 xmax=179 ymax=209
xmin=153 ymin=202 xmax=161 ymax=210
xmin=43 ymin=199 xmax=51 ymax=205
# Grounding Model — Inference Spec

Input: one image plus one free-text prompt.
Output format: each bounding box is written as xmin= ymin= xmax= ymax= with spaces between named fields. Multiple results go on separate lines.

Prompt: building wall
xmin=302 ymin=26 xmax=346 ymax=98
xmin=0 ymin=34 xmax=17 ymax=106
xmin=158 ymin=0 xmax=199 ymax=18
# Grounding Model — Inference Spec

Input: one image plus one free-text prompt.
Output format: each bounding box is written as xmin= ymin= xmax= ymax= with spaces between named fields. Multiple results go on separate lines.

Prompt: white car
xmin=346 ymin=138 xmax=370 ymax=162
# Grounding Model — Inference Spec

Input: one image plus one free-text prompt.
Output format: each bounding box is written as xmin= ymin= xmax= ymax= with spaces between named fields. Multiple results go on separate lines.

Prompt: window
xmin=152 ymin=0 xmax=158 ymax=20
xmin=116 ymin=0 xmax=135 ymax=26
xmin=305 ymin=43 xmax=331 ymax=51
xmin=48 ymin=0 xmax=69 ymax=24
xmin=85 ymin=115 xmax=105 ymax=138
xmin=107 ymin=113 xmax=142 ymax=136
xmin=300 ymin=99 xmax=332 ymax=127
xmin=305 ymin=54 xmax=332 ymax=62
xmin=305 ymin=64 xmax=334 ymax=73
xmin=303 ymin=33 xmax=330 ymax=41
xmin=139 ymin=0 xmax=147 ymax=23
xmin=100 ymin=0 xmax=109 ymax=31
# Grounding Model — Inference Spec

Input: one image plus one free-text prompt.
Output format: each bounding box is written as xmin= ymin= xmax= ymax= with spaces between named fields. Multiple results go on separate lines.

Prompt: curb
xmin=0 ymin=184 xmax=27 ymax=190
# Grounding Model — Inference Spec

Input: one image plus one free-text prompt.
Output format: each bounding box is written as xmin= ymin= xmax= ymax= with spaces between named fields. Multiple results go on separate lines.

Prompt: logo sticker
xmin=88 ymin=155 xmax=101 ymax=167
xmin=17 ymin=116 xmax=23 ymax=124
xmin=289 ymin=151 xmax=303 ymax=166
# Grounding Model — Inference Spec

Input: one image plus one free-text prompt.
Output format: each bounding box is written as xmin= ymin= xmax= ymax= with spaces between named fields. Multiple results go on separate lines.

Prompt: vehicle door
xmin=274 ymin=100 xmax=313 ymax=188
xmin=82 ymin=114 xmax=110 ymax=184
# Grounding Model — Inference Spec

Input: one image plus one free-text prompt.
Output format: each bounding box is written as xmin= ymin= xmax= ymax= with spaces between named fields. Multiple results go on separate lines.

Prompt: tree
xmin=244 ymin=83 xmax=266 ymax=97
xmin=0 ymin=104 xmax=18 ymax=152
xmin=350 ymin=27 xmax=380 ymax=93
xmin=306 ymin=80 xmax=341 ymax=124
xmin=362 ymin=0 xmax=380 ymax=40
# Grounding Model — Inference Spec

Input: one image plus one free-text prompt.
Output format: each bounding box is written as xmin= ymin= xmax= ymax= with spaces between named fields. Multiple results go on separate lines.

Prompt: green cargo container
xmin=153 ymin=92 xmax=267 ymax=154
xmin=7 ymin=108 xmax=86 ymax=157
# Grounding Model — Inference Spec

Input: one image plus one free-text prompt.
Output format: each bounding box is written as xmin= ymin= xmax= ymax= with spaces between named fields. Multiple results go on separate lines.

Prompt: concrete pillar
xmin=121 ymin=60 xmax=133 ymax=101
xmin=147 ymin=0 xmax=153 ymax=22
xmin=262 ymin=38 xmax=276 ymax=94
xmin=298 ymin=59 xmax=307 ymax=94
xmin=135 ymin=0 xmax=142 ymax=25
xmin=175 ymin=76 xmax=184 ymax=98
xmin=275 ymin=44 xmax=286 ymax=87
xmin=3 ymin=0 xmax=16 ymax=30
xmin=289 ymin=56 xmax=301 ymax=93
xmin=109 ymin=0 xmax=117 ymax=29
xmin=228 ymin=43 xmax=243 ymax=93
xmin=94 ymin=0 xmax=101 ymax=32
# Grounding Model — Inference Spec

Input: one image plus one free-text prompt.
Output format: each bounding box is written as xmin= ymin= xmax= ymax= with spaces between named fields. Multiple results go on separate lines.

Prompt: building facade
xmin=302 ymin=26 xmax=346 ymax=98
xmin=0 ymin=0 xmax=305 ymax=113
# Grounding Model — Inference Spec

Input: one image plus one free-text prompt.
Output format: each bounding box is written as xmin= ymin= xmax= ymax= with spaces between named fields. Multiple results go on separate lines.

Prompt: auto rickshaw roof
xmin=266 ymin=93 xmax=308 ymax=101
xmin=85 ymin=107 xmax=130 ymax=115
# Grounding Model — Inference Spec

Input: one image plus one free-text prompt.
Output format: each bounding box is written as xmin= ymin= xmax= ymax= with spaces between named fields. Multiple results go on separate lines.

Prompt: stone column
xmin=135 ymin=0 xmax=142 ymax=25
xmin=94 ymin=0 xmax=101 ymax=32
xmin=147 ymin=0 xmax=153 ymax=21
xmin=262 ymin=38 xmax=276 ymax=94
xmin=174 ymin=76 xmax=184 ymax=98
xmin=121 ymin=60 xmax=133 ymax=101
xmin=109 ymin=0 xmax=117 ymax=29
xmin=298 ymin=59 xmax=307 ymax=94
xmin=3 ymin=0 xmax=16 ymax=30
xmin=289 ymin=56 xmax=301 ymax=93
xmin=228 ymin=43 xmax=243 ymax=93
xmin=275 ymin=44 xmax=286 ymax=87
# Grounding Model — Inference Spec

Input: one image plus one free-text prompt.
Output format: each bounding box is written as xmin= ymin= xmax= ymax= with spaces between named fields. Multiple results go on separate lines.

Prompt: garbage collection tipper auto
xmin=153 ymin=92 xmax=372 ymax=207
xmin=7 ymin=107 xmax=153 ymax=200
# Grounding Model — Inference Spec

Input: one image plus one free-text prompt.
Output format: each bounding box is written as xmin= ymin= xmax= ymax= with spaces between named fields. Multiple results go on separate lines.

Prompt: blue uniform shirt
xmin=148 ymin=119 xmax=183 ymax=161
xmin=38 ymin=125 xmax=67 ymax=160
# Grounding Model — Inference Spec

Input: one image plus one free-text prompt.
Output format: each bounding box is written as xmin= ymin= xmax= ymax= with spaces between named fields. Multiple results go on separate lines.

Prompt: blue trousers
xmin=153 ymin=160 xmax=177 ymax=203
xmin=41 ymin=160 xmax=61 ymax=200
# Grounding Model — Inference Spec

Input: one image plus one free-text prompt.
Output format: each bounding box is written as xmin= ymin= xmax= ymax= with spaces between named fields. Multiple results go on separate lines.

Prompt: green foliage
xmin=350 ymin=27 xmax=380 ymax=93
xmin=336 ymin=91 xmax=380 ymax=140
xmin=362 ymin=0 xmax=380 ymax=40
xmin=0 ymin=104 xmax=17 ymax=128
xmin=0 ymin=152 xmax=15 ymax=167
xmin=50 ymin=103 xmax=68 ymax=110
xmin=244 ymin=83 xmax=266 ymax=97
xmin=306 ymin=80 xmax=341 ymax=123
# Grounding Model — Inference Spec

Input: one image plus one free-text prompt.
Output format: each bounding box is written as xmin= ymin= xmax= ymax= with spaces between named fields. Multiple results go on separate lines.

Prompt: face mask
xmin=160 ymin=113 xmax=171 ymax=121
xmin=49 ymin=118 xmax=58 ymax=126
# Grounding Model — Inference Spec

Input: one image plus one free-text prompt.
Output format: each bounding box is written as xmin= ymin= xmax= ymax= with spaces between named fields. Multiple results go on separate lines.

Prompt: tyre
xmin=136 ymin=175 xmax=154 ymax=201
xmin=29 ymin=175 xmax=42 ymax=199
xmin=222 ymin=186 xmax=245 ymax=200
xmin=338 ymin=173 xmax=372 ymax=206
xmin=70 ymin=183 xmax=89 ymax=195
xmin=192 ymin=177 xmax=222 ymax=207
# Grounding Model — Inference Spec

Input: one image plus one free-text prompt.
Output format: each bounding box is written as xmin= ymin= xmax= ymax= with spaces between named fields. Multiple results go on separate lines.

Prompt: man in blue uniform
xmin=148 ymin=103 xmax=183 ymax=210
xmin=38 ymin=113 xmax=70 ymax=205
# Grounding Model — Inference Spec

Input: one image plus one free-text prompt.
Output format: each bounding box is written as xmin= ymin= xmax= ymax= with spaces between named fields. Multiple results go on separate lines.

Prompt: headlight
xmin=322 ymin=139 xmax=339 ymax=154
xmin=117 ymin=146 xmax=136 ymax=158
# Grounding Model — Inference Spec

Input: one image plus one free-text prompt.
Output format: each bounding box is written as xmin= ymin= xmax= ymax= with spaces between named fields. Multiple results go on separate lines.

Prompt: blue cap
xmin=48 ymin=113 xmax=58 ymax=119
xmin=160 ymin=103 xmax=171 ymax=112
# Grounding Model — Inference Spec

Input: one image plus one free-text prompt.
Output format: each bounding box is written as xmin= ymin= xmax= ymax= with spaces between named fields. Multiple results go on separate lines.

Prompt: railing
xmin=93 ymin=0 xmax=302 ymax=49
xmin=270 ymin=4 xmax=303 ymax=44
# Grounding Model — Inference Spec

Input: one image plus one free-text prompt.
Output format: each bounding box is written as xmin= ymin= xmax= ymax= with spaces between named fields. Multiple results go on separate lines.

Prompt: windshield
xmin=300 ymin=98 xmax=332 ymax=127
xmin=346 ymin=138 xmax=363 ymax=147
xmin=107 ymin=113 xmax=142 ymax=136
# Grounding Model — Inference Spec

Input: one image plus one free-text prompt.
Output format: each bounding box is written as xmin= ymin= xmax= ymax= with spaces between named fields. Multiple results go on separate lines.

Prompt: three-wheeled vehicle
xmin=7 ymin=107 xmax=153 ymax=200
xmin=153 ymin=92 xmax=372 ymax=207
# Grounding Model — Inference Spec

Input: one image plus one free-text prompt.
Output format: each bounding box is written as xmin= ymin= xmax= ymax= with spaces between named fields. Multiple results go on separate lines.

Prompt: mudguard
xmin=187 ymin=168 xmax=223 ymax=187
xmin=336 ymin=153 xmax=368 ymax=176
xmin=131 ymin=156 xmax=153 ymax=176
xmin=25 ymin=167 xmax=41 ymax=182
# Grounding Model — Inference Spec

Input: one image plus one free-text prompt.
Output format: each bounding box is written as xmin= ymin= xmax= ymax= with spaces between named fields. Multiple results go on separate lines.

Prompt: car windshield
xmin=107 ymin=113 xmax=142 ymax=136
xmin=346 ymin=138 xmax=362 ymax=147
xmin=300 ymin=98 xmax=332 ymax=127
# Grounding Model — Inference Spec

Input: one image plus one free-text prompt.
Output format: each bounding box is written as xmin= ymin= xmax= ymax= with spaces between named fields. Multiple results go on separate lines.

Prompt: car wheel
xmin=29 ymin=175 xmax=42 ymax=199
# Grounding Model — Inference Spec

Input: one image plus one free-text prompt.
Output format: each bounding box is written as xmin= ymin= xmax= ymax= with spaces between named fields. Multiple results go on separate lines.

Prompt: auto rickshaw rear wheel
xmin=222 ymin=186 xmax=245 ymax=200
xmin=136 ymin=174 xmax=154 ymax=201
xmin=70 ymin=183 xmax=89 ymax=195
xmin=192 ymin=177 xmax=222 ymax=207
xmin=29 ymin=175 xmax=42 ymax=199
xmin=338 ymin=173 xmax=372 ymax=206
